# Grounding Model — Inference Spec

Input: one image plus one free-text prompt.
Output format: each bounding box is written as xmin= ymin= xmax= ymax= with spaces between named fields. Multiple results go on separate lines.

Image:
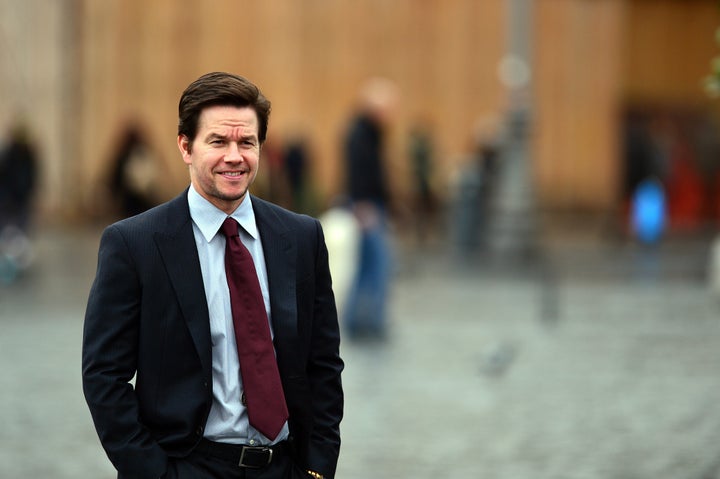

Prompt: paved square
xmin=1 ymin=228 xmax=719 ymax=479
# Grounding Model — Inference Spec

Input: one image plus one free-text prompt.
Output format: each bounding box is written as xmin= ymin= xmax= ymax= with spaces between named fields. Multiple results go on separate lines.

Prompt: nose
xmin=225 ymin=143 xmax=242 ymax=162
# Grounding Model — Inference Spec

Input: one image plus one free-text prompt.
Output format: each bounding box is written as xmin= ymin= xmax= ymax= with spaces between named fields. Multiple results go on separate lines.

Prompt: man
xmin=343 ymin=77 xmax=398 ymax=340
xmin=0 ymin=121 xmax=38 ymax=232
xmin=82 ymin=72 xmax=343 ymax=479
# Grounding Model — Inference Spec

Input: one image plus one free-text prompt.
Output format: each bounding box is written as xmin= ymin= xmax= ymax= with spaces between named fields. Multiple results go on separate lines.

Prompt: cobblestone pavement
xmin=1 ymin=227 xmax=720 ymax=479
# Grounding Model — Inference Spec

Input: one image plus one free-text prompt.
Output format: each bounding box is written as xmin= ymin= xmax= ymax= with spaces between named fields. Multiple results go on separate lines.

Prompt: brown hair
xmin=178 ymin=72 xmax=271 ymax=147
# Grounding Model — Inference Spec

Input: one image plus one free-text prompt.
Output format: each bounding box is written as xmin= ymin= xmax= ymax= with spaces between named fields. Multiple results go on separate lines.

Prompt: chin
xmin=225 ymin=189 xmax=249 ymax=201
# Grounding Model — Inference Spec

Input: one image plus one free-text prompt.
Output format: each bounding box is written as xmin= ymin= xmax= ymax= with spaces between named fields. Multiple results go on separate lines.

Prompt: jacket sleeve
xmin=305 ymin=219 xmax=344 ymax=478
xmin=82 ymin=224 xmax=168 ymax=479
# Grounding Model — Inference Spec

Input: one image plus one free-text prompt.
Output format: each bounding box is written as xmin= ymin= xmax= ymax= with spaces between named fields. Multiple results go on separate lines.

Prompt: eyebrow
xmin=206 ymin=132 xmax=258 ymax=143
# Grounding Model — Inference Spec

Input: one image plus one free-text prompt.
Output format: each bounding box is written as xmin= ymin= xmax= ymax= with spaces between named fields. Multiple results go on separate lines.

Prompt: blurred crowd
xmin=3 ymin=79 xmax=720 ymax=342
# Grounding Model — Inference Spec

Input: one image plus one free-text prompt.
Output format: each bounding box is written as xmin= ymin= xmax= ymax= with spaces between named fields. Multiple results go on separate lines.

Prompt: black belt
xmin=195 ymin=438 xmax=289 ymax=468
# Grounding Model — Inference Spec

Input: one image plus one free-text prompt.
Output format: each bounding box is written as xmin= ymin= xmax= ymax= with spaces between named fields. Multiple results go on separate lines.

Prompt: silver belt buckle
xmin=238 ymin=445 xmax=273 ymax=468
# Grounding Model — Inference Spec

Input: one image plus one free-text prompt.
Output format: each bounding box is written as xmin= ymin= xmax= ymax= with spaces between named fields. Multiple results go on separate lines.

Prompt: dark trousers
xmin=163 ymin=440 xmax=307 ymax=479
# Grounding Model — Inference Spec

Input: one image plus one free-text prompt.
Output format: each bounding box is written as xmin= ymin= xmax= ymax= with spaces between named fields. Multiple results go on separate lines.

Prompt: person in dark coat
xmin=342 ymin=78 xmax=398 ymax=340
xmin=82 ymin=72 xmax=343 ymax=479
xmin=0 ymin=123 xmax=38 ymax=232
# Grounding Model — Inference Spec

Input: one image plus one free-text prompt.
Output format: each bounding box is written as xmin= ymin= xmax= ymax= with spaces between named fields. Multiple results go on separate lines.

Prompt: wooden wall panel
xmin=0 ymin=0 xmax=75 ymax=219
xmin=623 ymin=0 xmax=720 ymax=106
xmin=4 ymin=0 xmax=720 ymax=220
xmin=76 ymin=0 xmax=508 ymax=214
xmin=533 ymin=0 xmax=720 ymax=213
xmin=533 ymin=0 xmax=625 ymax=211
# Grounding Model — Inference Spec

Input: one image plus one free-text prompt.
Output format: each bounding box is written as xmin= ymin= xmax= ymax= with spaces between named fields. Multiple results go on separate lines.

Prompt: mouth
xmin=219 ymin=171 xmax=246 ymax=179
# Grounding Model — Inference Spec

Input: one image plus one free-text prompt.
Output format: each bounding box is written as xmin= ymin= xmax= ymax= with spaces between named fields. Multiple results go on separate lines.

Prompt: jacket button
xmin=196 ymin=426 xmax=204 ymax=436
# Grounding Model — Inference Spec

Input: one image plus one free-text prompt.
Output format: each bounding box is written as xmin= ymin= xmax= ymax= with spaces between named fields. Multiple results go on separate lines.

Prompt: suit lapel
xmin=252 ymin=197 xmax=298 ymax=339
xmin=149 ymin=192 xmax=295 ymax=377
xmin=154 ymin=191 xmax=212 ymax=375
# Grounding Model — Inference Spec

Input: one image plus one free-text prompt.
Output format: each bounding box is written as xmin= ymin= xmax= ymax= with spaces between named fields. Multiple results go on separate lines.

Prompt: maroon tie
xmin=221 ymin=217 xmax=288 ymax=440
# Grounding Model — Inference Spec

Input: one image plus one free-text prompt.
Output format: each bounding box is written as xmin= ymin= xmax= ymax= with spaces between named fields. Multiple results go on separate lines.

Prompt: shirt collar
xmin=187 ymin=184 xmax=259 ymax=242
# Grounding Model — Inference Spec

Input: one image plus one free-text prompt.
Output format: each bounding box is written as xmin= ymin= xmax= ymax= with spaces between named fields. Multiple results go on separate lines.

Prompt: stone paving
xmin=1 ymin=227 xmax=720 ymax=478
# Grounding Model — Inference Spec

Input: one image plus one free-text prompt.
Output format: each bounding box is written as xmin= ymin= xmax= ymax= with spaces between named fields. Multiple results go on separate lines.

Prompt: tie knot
xmin=220 ymin=217 xmax=239 ymax=238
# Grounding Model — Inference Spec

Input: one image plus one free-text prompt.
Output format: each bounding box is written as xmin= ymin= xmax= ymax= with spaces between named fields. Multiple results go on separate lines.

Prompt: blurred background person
xmin=258 ymin=133 xmax=290 ymax=209
xmin=284 ymin=133 xmax=309 ymax=213
xmin=342 ymin=77 xmax=399 ymax=341
xmin=407 ymin=120 xmax=437 ymax=248
xmin=0 ymin=120 xmax=38 ymax=233
xmin=107 ymin=123 xmax=162 ymax=219
xmin=0 ymin=120 xmax=38 ymax=284
xmin=630 ymin=176 xmax=667 ymax=245
xmin=450 ymin=115 xmax=503 ymax=259
xmin=319 ymin=196 xmax=360 ymax=322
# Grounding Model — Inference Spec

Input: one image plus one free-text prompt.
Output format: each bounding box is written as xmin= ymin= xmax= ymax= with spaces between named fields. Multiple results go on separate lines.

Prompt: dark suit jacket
xmin=344 ymin=113 xmax=389 ymax=206
xmin=82 ymin=190 xmax=344 ymax=479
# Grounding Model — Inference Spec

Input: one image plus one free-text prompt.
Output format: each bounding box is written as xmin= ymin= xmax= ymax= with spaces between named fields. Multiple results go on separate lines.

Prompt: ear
xmin=177 ymin=135 xmax=192 ymax=165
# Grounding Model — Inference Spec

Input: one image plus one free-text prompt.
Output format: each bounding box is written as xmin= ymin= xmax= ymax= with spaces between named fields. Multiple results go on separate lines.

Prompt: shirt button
xmin=249 ymin=439 xmax=257 ymax=446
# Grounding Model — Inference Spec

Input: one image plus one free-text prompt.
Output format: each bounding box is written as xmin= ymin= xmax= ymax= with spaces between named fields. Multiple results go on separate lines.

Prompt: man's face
xmin=178 ymin=105 xmax=261 ymax=214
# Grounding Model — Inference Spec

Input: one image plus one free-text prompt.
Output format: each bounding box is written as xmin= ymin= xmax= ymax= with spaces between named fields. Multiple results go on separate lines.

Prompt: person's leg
xmin=344 ymin=230 xmax=372 ymax=338
xmin=363 ymin=220 xmax=391 ymax=337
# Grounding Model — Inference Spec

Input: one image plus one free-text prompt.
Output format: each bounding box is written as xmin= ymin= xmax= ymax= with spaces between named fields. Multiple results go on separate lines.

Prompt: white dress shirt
xmin=187 ymin=185 xmax=289 ymax=445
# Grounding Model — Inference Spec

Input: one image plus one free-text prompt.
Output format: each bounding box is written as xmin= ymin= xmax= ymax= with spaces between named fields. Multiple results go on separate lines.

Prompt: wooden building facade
xmin=1 ymin=0 xmax=719 ymax=227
